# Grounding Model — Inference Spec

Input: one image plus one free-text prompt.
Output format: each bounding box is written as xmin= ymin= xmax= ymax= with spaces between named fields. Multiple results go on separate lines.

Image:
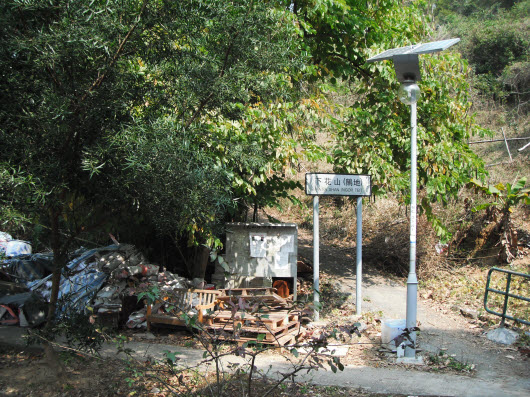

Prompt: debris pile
xmin=0 ymin=239 xmax=201 ymax=330
xmin=1 ymin=233 xmax=299 ymax=346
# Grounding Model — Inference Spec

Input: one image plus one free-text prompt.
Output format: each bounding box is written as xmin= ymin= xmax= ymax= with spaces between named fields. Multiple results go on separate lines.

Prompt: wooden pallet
xmin=218 ymin=288 xmax=288 ymax=307
xmin=204 ymin=310 xmax=298 ymax=329
xmin=146 ymin=289 xmax=222 ymax=330
xmin=206 ymin=324 xmax=299 ymax=346
xmin=203 ymin=310 xmax=300 ymax=345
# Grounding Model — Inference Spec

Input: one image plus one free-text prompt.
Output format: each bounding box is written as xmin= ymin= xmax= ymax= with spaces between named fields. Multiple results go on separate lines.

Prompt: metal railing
xmin=484 ymin=267 xmax=530 ymax=326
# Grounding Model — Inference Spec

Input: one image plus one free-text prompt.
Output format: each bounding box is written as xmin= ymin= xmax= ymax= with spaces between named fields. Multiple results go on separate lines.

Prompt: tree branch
xmin=79 ymin=0 xmax=149 ymax=105
xmin=63 ymin=0 xmax=149 ymax=163
xmin=326 ymin=52 xmax=372 ymax=79
xmin=184 ymin=1 xmax=255 ymax=129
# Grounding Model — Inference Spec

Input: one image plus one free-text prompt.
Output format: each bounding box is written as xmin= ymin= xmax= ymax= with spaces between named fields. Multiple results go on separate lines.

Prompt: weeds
xmin=427 ymin=350 xmax=475 ymax=373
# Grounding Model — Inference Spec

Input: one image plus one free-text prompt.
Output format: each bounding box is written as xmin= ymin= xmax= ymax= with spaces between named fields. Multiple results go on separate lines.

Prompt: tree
xmin=1 ymin=0 xmax=492 ymax=328
xmin=435 ymin=0 xmax=530 ymax=107
xmin=0 ymin=0 xmax=318 ymax=322
xmin=1 ymin=0 xmax=156 ymax=324
xmin=292 ymin=0 xmax=488 ymax=241
xmin=109 ymin=0 xmax=318 ymax=235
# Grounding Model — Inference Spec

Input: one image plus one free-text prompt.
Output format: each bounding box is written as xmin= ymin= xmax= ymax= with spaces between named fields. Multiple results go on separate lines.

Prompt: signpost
xmin=305 ymin=173 xmax=371 ymax=320
xmin=305 ymin=173 xmax=371 ymax=197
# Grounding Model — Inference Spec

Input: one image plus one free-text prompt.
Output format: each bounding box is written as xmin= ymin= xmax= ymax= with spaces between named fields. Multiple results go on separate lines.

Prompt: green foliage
xmin=304 ymin=1 xmax=487 ymax=241
xmin=428 ymin=350 xmax=475 ymax=372
xmin=137 ymin=285 xmax=161 ymax=306
xmin=0 ymin=0 xmax=160 ymax=256
xmin=435 ymin=0 xmax=530 ymax=105
xmin=435 ymin=0 xmax=516 ymax=20
xmin=1 ymin=0 xmax=493 ymax=272
xmin=293 ymin=0 xmax=427 ymax=82
xmin=0 ymin=166 xmax=38 ymax=234
xmin=468 ymin=177 xmax=529 ymax=261
xmin=465 ymin=23 xmax=528 ymax=77
xmin=469 ymin=177 xmax=530 ymax=213
xmin=208 ymin=100 xmax=326 ymax=219
xmin=27 ymin=305 xmax=106 ymax=356
xmin=0 ymin=0 xmax=319 ymax=257
xmin=111 ymin=119 xmax=233 ymax=243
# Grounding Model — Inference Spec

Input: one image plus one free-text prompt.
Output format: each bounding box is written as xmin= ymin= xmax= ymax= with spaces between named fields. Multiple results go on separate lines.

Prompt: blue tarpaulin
xmin=27 ymin=245 xmax=120 ymax=313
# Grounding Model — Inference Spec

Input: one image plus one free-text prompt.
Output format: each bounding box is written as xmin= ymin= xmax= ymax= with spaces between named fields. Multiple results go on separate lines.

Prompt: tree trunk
xmin=46 ymin=269 xmax=63 ymax=326
xmin=189 ymin=245 xmax=210 ymax=280
xmin=45 ymin=209 xmax=68 ymax=327
xmin=43 ymin=209 xmax=67 ymax=381
xmin=252 ymin=203 xmax=259 ymax=222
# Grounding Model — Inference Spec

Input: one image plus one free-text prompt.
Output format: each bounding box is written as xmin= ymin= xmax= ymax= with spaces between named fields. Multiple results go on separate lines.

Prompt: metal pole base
xmin=397 ymin=356 xmax=424 ymax=365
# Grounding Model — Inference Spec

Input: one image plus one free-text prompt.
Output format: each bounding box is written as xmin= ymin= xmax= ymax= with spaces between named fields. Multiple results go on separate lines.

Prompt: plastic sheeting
xmin=27 ymin=245 xmax=120 ymax=314
xmin=1 ymin=253 xmax=54 ymax=282
xmin=0 ymin=232 xmax=13 ymax=254
xmin=5 ymin=240 xmax=32 ymax=257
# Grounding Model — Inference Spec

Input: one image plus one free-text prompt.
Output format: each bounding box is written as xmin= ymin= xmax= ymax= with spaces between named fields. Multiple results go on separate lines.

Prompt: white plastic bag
xmin=5 ymin=240 xmax=32 ymax=257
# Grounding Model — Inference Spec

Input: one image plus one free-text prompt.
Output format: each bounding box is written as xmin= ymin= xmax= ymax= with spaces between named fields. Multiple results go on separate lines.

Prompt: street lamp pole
xmin=367 ymin=38 xmax=460 ymax=360
xmin=408 ymin=95 xmax=418 ymax=358
xmin=398 ymin=81 xmax=420 ymax=358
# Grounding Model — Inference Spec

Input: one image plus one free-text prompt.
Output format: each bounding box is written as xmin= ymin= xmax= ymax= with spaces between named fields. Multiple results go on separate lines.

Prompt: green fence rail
xmin=484 ymin=267 xmax=530 ymax=326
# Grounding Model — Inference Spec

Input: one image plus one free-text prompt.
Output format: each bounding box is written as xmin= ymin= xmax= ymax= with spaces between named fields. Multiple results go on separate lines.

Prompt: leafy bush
xmin=466 ymin=24 xmax=528 ymax=77
xmin=436 ymin=0 xmax=530 ymax=105
xmin=468 ymin=177 xmax=530 ymax=262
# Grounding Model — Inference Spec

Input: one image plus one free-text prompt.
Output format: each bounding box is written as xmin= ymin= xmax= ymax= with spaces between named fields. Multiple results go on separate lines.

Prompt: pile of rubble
xmin=1 ymin=240 xmax=203 ymax=330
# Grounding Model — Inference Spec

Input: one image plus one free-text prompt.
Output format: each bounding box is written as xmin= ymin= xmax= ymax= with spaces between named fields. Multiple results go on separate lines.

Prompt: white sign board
xmin=305 ymin=173 xmax=371 ymax=196
xmin=249 ymin=233 xmax=267 ymax=258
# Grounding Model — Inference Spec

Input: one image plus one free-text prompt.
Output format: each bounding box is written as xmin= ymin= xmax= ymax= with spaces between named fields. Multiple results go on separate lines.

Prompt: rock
xmin=421 ymin=290 xmax=433 ymax=299
xmin=487 ymin=327 xmax=519 ymax=345
xmin=344 ymin=293 xmax=355 ymax=303
xmin=478 ymin=313 xmax=489 ymax=321
xmin=460 ymin=307 xmax=478 ymax=319
xmin=136 ymin=332 xmax=156 ymax=340
xmin=353 ymin=321 xmax=368 ymax=333
xmin=317 ymin=345 xmax=349 ymax=357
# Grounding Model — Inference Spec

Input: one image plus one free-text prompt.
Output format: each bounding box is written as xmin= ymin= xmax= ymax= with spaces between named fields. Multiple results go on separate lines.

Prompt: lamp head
xmin=398 ymin=81 xmax=420 ymax=105
xmin=393 ymin=54 xmax=421 ymax=83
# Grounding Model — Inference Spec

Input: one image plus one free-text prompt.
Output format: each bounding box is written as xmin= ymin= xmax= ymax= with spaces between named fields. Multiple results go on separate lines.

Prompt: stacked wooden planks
xmin=203 ymin=307 xmax=300 ymax=346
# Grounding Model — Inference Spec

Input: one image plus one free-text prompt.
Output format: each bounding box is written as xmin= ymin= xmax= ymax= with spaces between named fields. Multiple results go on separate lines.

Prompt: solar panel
xmin=367 ymin=38 xmax=460 ymax=63
xmin=413 ymin=38 xmax=461 ymax=54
